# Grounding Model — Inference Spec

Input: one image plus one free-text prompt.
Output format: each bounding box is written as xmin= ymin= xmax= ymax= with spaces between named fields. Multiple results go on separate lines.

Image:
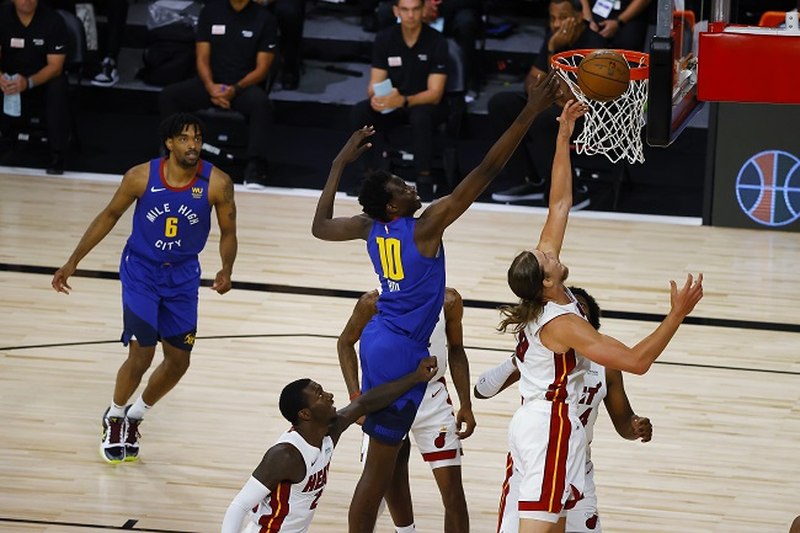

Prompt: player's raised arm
xmin=51 ymin=164 xmax=147 ymax=294
xmin=544 ymin=273 xmax=704 ymax=374
xmin=414 ymin=71 xmax=562 ymax=243
xmin=535 ymin=99 xmax=587 ymax=257
xmin=329 ymin=356 xmax=438 ymax=444
xmin=312 ymin=127 xmax=376 ymax=241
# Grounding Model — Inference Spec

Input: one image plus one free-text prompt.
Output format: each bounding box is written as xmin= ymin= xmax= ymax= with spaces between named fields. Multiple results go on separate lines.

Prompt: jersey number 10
xmin=376 ymin=237 xmax=405 ymax=281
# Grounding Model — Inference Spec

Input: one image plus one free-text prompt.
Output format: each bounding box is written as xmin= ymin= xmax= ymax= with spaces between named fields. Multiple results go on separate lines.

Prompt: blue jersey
xmin=125 ymin=158 xmax=213 ymax=264
xmin=366 ymin=217 xmax=445 ymax=344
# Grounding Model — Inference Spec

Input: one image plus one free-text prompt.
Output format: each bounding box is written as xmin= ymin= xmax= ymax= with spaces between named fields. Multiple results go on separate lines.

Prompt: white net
xmin=551 ymin=50 xmax=649 ymax=164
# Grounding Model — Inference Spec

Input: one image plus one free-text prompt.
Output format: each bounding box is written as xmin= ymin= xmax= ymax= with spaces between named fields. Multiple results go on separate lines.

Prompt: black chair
xmin=383 ymin=38 xmax=467 ymax=195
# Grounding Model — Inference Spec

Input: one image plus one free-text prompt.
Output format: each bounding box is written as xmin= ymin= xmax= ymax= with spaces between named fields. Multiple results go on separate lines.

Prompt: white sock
xmin=395 ymin=525 xmax=415 ymax=533
xmin=108 ymin=402 xmax=126 ymax=418
xmin=126 ymin=395 xmax=151 ymax=420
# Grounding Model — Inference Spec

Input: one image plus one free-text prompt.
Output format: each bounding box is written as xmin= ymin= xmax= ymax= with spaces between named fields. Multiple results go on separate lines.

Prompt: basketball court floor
xmin=1 ymin=168 xmax=798 ymax=532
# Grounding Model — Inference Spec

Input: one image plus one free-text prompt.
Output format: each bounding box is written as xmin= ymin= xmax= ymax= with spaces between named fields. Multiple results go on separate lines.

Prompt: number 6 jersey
xmin=126 ymin=158 xmax=213 ymax=264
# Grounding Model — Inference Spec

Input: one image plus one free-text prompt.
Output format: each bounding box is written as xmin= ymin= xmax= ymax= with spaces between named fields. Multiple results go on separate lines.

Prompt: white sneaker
xmin=91 ymin=58 xmax=119 ymax=87
xmin=100 ymin=407 xmax=126 ymax=463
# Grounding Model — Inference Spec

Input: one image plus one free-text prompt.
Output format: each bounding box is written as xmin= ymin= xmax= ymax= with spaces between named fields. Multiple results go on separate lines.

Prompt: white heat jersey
xmin=515 ymin=291 xmax=590 ymax=406
xmin=427 ymin=308 xmax=447 ymax=382
xmin=577 ymin=361 xmax=606 ymax=462
xmin=247 ymin=430 xmax=334 ymax=533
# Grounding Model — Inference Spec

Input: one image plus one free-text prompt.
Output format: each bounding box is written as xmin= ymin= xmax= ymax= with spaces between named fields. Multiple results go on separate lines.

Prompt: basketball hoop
xmin=551 ymin=49 xmax=649 ymax=164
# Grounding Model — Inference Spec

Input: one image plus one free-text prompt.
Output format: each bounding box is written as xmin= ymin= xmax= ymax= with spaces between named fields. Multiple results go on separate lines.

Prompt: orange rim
xmin=550 ymin=49 xmax=649 ymax=81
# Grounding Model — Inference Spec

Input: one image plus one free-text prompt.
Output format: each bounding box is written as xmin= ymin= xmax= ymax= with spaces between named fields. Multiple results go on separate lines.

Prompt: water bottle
xmin=3 ymin=74 xmax=21 ymax=117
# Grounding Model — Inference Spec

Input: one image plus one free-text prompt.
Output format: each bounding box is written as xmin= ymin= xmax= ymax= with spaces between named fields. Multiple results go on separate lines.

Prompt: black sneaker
xmin=243 ymin=158 xmax=269 ymax=190
xmin=91 ymin=57 xmax=119 ymax=87
xmin=46 ymin=152 xmax=64 ymax=175
xmin=123 ymin=406 xmax=141 ymax=462
xmin=100 ymin=408 xmax=126 ymax=464
xmin=491 ymin=180 xmax=546 ymax=202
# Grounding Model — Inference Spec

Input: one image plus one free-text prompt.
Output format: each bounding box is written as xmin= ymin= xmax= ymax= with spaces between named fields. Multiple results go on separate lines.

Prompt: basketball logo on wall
xmin=735 ymin=150 xmax=800 ymax=227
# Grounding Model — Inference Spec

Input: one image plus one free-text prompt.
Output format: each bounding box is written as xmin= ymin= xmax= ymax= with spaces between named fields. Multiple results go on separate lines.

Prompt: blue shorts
xmin=119 ymin=249 xmax=201 ymax=351
xmin=360 ymin=317 xmax=428 ymax=445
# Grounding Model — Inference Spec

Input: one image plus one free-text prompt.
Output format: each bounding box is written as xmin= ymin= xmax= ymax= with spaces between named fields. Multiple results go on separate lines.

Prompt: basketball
xmin=577 ymin=49 xmax=631 ymax=102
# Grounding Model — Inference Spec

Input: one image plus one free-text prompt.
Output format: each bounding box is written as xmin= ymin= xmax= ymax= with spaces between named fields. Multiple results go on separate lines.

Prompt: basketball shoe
xmin=123 ymin=405 xmax=142 ymax=462
xmin=100 ymin=408 xmax=126 ymax=464
xmin=491 ymin=178 xmax=546 ymax=203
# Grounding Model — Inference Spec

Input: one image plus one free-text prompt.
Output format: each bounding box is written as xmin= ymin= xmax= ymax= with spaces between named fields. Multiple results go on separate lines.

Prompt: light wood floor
xmin=1 ymin=171 xmax=799 ymax=533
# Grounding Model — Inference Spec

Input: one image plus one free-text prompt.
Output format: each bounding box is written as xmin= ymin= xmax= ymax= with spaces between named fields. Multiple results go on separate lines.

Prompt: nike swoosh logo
xmin=55 ymin=45 xmax=64 ymax=50
xmin=431 ymin=389 xmax=442 ymax=398
xmin=150 ymin=187 xmax=166 ymax=192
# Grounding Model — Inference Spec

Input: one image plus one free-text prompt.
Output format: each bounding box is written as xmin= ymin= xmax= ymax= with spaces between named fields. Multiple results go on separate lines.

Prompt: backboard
xmin=645 ymin=0 xmax=704 ymax=147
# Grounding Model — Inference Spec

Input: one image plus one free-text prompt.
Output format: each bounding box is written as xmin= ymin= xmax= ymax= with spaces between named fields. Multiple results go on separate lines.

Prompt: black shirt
xmin=533 ymin=26 xmax=606 ymax=72
xmin=195 ymin=0 xmax=278 ymax=85
xmin=0 ymin=2 xmax=67 ymax=76
xmin=372 ymin=24 xmax=448 ymax=96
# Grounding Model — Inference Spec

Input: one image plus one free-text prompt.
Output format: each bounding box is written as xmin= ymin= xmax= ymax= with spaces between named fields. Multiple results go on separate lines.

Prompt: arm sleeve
xmin=474 ymin=357 xmax=517 ymax=398
xmin=256 ymin=11 xmax=278 ymax=52
xmin=195 ymin=6 xmax=211 ymax=42
xmin=221 ymin=476 xmax=270 ymax=533
xmin=47 ymin=12 xmax=68 ymax=55
xmin=371 ymin=30 xmax=389 ymax=69
xmin=430 ymin=34 xmax=448 ymax=75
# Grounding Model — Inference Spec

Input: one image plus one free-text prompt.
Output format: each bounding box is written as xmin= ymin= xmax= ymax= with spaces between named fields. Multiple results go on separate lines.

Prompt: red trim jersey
xmin=514 ymin=290 xmax=590 ymax=406
xmin=248 ymin=430 xmax=334 ymax=533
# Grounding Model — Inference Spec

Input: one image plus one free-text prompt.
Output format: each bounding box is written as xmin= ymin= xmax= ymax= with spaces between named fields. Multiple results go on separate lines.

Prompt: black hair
xmin=279 ymin=378 xmax=312 ymax=425
xmin=568 ymin=286 xmax=602 ymax=330
xmin=159 ymin=113 xmax=204 ymax=154
xmin=358 ymin=169 xmax=394 ymax=221
xmin=551 ymin=0 xmax=583 ymax=13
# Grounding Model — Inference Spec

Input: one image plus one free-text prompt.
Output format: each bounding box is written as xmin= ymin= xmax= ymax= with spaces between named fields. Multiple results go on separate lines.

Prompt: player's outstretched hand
xmin=556 ymin=99 xmax=589 ymax=139
xmin=211 ymin=269 xmax=232 ymax=295
xmin=51 ymin=263 xmax=76 ymax=294
xmin=334 ymin=126 xmax=375 ymax=166
xmin=669 ymin=272 xmax=704 ymax=319
xmin=415 ymin=356 xmax=439 ymax=382
xmin=524 ymin=70 xmax=561 ymax=114
xmin=631 ymin=415 xmax=652 ymax=442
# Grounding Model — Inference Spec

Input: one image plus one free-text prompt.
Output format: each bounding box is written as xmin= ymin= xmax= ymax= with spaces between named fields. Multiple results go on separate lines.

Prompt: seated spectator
xmin=159 ymin=0 xmax=278 ymax=188
xmin=581 ymin=0 xmax=652 ymax=51
xmin=488 ymin=0 xmax=603 ymax=208
xmin=362 ymin=0 xmax=479 ymax=92
xmin=0 ymin=0 xmax=69 ymax=174
xmin=350 ymin=0 xmax=448 ymax=201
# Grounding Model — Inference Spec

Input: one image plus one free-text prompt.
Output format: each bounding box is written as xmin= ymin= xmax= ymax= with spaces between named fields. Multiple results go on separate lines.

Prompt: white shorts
xmin=508 ymin=399 xmax=586 ymax=523
xmin=361 ymin=377 xmax=462 ymax=469
xmin=566 ymin=460 xmax=601 ymax=532
xmin=498 ymin=456 xmax=598 ymax=533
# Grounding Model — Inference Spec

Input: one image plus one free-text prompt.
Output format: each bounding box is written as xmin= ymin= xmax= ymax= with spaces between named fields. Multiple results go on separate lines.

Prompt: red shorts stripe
xmin=421 ymin=449 xmax=458 ymax=462
xmin=497 ymin=452 xmax=514 ymax=533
